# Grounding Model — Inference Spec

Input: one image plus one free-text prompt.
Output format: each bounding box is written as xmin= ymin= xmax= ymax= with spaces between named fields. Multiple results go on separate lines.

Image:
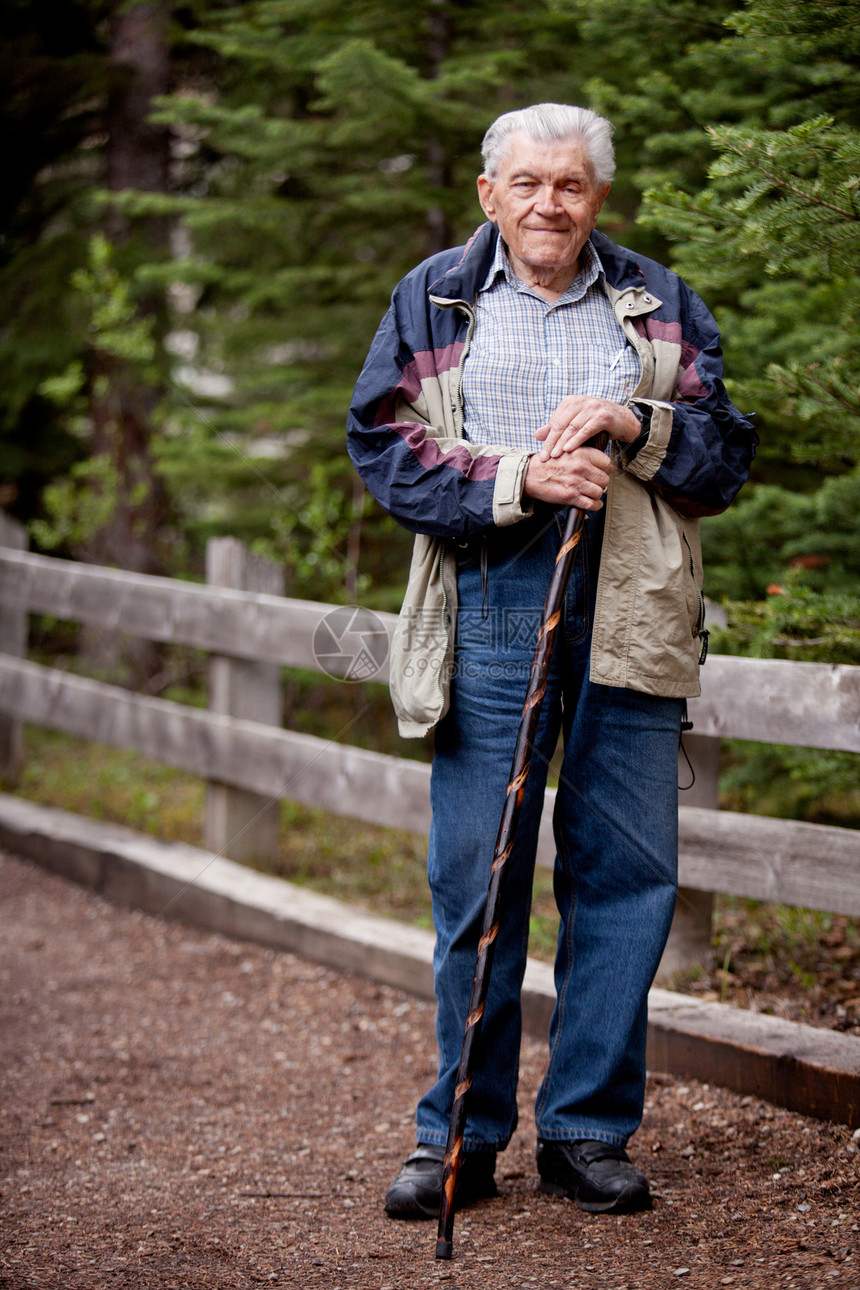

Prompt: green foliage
xmin=720 ymin=740 xmax=860 ymax=827
xmin=114 ymin=0 xmax=591 ymax=594
xmin=710 ymin=581 xmax=860 ymax=665
xmin=634 ymin=7 xmax=860 ymax=615
xmin=32 ymin=234 xmax=163 ymax=553
xmin=263 ymin=463 xmax=371 ymax=604
xmin=645 ymin=111 xmax=860 ymax=687
xmin=29 ymin=454 xmax=122 ymax=552
xmin=70 ymin=234 xmax=159 ymax=372
xmin=641 ymin=115 xmax=860 ymax=458
xmin=584 ymin=0 xmax=860 ymax=821
xmin=703 ymin=469 xmax=860 ymax=601
xmin=0 ymin=0 xmax=113 ymax=519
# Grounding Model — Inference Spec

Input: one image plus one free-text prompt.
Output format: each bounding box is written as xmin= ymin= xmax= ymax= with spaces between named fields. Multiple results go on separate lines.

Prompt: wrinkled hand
xmin=535 ymin=396 xmax=640 ymax=461
xmin=524 ymin=445 xmax=613 ymax=510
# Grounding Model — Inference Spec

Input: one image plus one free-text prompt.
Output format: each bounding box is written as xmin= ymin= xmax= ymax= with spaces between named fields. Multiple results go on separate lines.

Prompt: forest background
xmin=2 ymin=0 xmax=859 ymax=826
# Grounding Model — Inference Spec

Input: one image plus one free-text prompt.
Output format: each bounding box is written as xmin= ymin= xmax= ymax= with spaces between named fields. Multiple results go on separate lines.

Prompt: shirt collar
xmin=479 ymin=232 xmax=604 ymax=302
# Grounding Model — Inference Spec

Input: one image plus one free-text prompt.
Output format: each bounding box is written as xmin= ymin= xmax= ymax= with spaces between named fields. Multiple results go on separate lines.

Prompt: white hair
xmin=481 ymin=103 xmax=615 ymax=187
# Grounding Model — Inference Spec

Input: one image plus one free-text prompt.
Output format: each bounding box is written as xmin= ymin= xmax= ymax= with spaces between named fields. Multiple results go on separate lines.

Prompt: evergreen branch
xmin=770 ymin=359 xmax=860 ymax=417
xmin=706 ymin=125 xmax=860 ymax=222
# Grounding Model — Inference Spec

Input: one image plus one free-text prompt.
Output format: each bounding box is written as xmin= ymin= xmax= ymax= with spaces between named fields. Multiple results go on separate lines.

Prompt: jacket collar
xmin=429 ymin=222 xmax=650 ymax=305
xmin=428 ymin=222 xmax=498 ymax=304
xmin=590 ymin=228 xmax=651 ymax=293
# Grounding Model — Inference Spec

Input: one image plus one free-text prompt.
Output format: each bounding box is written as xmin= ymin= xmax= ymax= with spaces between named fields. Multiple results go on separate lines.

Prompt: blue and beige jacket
xmin=348 ymin=222 xmax=756 ymax=737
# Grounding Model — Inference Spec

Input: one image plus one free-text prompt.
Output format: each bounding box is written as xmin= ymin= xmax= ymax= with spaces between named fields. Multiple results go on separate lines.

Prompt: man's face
xmin=477 ymin=133 xmax=610 ymax=282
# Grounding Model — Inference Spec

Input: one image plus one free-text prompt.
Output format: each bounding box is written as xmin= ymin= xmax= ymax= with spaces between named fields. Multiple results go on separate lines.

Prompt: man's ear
xmin=477 ymin=174 xmax=497 ymax=221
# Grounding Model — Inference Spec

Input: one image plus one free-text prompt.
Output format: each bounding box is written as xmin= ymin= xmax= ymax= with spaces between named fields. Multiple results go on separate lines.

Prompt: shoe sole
xmin=384 ymin=1199 xmax=438 ymax=1220
xmin=385 ymin=1181 xmax=499 ymax=1221
xmin=538 ymin=1177 xmax=652 ymax=1214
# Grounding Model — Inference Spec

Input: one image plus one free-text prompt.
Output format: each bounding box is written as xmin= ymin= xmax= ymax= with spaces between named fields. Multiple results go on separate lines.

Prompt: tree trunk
xmin=424 ymin=0 xmax=453 ymax=258
xmin=106 ymin=2 xmax=170 ymax=210
xmin=79 ymin=3 xmax=171 ymax=684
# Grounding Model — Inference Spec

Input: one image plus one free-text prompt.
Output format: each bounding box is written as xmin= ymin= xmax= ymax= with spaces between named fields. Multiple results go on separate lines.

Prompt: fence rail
xmin=1 ymin=517 xmax=858 ymax=976
xmin=0 ymin=543 xmax=378 ymax=678
xmin=2 ymin=544 xmax=860 ymax=747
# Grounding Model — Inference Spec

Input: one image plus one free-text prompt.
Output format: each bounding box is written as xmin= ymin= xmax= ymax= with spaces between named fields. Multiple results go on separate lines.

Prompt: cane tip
xmin=435 ymin=1238 xmax=453 ymax=1261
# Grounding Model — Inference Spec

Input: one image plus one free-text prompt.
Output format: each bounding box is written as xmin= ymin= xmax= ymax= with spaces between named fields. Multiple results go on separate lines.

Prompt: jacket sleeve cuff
xmin=492 ymin=452 xmax=534 ymax=526
xmin=622 ymin=400 xmax=674 ymax=482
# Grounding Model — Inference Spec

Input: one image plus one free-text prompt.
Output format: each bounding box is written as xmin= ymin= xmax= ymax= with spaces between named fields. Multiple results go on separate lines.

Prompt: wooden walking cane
xmin=435 ymin=461 xmax=604 ymax=1261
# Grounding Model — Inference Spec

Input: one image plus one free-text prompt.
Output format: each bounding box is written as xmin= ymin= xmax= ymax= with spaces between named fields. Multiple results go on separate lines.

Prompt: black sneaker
xmin=536 ymin=1138 xmax=652 ymax=1214
xmin=384 ymin=1144 xmax=498 ymax=1220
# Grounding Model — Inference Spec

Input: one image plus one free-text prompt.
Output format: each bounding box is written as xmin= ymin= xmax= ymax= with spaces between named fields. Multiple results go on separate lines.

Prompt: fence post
xmin=0 ymin=513 xmax=29 ymax=786
xmin=204 ymin=538 xmax=283 ymax=865
xmin=656 ymin=733 xmax=721 ymax=982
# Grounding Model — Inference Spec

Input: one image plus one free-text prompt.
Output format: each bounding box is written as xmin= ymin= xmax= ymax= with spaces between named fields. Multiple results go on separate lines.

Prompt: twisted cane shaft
xmin=435 ymin=500 xmax=589 ymax=1260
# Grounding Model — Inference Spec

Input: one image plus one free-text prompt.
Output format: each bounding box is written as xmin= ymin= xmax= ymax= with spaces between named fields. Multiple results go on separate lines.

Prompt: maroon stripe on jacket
xmin=373 ymin=342 xmax=465 ymax=425
xmin=633 ymin=317 xmax=708 ymax=400
xmin=371 ymin=340 xmax=499 ymax=478
xmin=411 ymin=342 xmax=465 ymax=382
xmin=400 ymin=423 xmax=500 ymax=480
xmin=653 ymin=484 xmax=729 ymax=518
xmin=676 ymin=351 xmax=709 ymax=400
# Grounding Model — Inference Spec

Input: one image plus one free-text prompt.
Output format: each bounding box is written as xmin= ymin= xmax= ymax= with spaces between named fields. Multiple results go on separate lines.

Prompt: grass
xmin=10 ymin=726 xmax=435 ymax=920
xmin=7 ymin=728 xmax=857 ymax=992
xmin=7 ymin=727 xmax=563 ymax=960
xmin=16 ymin=728 xmax=204 ymax=843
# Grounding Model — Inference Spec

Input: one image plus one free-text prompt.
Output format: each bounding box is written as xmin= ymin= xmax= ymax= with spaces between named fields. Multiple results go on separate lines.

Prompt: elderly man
xmin=347 ymin=104 xmax=755 ymax=1219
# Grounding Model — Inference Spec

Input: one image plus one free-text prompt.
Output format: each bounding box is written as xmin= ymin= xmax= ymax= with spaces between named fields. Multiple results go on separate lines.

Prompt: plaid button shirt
xmin=462 ymin=236 xmax=641 ymax=452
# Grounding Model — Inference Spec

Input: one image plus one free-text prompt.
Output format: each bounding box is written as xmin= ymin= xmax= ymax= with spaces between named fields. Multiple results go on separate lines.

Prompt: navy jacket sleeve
xmin=625 ymin=275 xmax=757 ymax=518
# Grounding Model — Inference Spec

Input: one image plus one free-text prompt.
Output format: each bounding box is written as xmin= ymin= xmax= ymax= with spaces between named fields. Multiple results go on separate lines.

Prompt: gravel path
xmin=1 ymin=850 xmax=858 ymax=1290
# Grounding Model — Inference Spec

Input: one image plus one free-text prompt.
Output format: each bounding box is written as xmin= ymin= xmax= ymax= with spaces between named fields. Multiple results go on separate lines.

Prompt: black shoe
xmin=384 ymin=1144 xmax=498 ymax=1220
xmin=536 ymin=1138 xmax=652 ymax=1214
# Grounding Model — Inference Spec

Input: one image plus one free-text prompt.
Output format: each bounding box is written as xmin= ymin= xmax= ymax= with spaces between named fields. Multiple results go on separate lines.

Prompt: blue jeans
xmin=415 ymin=507 xmax=683 ymax=1152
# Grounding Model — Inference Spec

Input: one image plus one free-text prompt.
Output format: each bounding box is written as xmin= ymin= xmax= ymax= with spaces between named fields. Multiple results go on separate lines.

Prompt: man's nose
xmin=533 ymin=185 xmax=563 ymax=213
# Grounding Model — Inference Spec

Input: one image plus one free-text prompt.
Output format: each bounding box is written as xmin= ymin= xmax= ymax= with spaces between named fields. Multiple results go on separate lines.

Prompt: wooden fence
xmin=1 ymin=511 xmax=858 ymax=978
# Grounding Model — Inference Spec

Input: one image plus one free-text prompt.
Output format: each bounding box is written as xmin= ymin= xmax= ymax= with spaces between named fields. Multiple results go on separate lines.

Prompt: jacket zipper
xmin=427 ymin=294 xmax=476 ymax=714
xmin=428 ymin=293 xmax=476 ymax=436
xmin=683 ymin=533 xmax=709 ymax=664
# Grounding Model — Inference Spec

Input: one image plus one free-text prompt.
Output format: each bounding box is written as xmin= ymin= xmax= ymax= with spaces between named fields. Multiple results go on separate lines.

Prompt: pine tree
xmin=119 ymin=0 xmax=590 ymax=604
xmin=566 ymin=0 xmax=860 ymax=636
xmin=628 ymin=0 xmax=860 ymax=823
xmin=0 ymin=0 xmax=112 ymax=522
xmin=571 ymin=0 xmax=860 ymax=249
xmin=1 ymin=2 xmax=182 ymax=573
xmin=0 ymin=1 xmax=249 ymax=682
xmin=638 ymin=8 xmax=860 ymax=626
xmin=542 ymin=0 xmax=860 ymax=821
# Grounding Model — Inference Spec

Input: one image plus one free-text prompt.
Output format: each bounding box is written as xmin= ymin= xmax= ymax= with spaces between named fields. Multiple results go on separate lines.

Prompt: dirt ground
xmin=1 ymin=849 xmax=858 ymax=1290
